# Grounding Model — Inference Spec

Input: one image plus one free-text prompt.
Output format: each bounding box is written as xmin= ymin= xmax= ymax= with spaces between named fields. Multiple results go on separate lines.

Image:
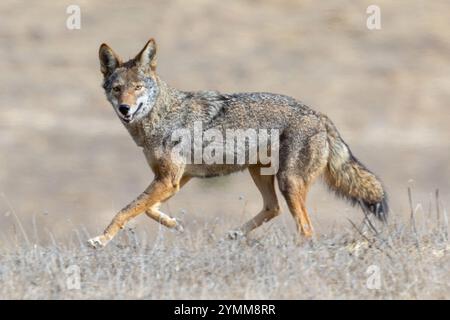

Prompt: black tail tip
xmin=360 ymin=195 xmax=389 ymax=222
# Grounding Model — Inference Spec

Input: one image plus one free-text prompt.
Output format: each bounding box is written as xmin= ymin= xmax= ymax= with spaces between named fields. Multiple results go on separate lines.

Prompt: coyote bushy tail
xmin=322 ymin=116 xmax=388 ymax=221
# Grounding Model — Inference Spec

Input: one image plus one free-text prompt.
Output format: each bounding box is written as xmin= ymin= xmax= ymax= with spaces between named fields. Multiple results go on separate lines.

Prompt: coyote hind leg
xmin=275 ymin=131 xmax=328 ymax=239
xmin=229 ymin=166 xmax=280 ymax=239
xmin=278 ymin=175 xmax=314 ymax=238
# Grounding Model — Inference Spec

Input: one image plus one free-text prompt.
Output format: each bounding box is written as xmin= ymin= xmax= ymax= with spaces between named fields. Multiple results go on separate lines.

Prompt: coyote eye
xmin=135 ymin=85 xmax=143 ymax=90
xmin=112 ymin=86 xmax=121 ymax=93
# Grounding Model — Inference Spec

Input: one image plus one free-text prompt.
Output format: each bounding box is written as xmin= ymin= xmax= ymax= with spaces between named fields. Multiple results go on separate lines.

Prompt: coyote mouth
xmin=121 ymin=102 xmax=143 ymax=123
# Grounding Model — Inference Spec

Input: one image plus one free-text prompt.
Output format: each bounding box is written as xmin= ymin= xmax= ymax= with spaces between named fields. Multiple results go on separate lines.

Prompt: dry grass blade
xmin=408 ymin=187 xmax=420 ymax=250
xmin=347 ymin=218 xmax=394 ymax=261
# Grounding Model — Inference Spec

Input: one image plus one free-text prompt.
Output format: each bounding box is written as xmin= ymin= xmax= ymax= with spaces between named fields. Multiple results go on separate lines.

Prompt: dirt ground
xmin=0 ymin=0 xmax=449 ymax=250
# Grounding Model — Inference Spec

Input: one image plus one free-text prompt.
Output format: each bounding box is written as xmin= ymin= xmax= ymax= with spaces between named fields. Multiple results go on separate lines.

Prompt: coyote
xmin=88 ymin=38 xmax=388 ymax=248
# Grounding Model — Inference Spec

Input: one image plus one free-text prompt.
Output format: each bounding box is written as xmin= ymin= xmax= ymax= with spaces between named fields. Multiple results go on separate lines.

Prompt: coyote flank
xmin=87 ymin=38 xmax=388 ymax=248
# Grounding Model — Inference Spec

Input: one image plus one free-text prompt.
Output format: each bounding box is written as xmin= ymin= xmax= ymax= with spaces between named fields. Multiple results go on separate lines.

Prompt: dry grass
xmin=1 ymin=206 xmax=449 ymax=299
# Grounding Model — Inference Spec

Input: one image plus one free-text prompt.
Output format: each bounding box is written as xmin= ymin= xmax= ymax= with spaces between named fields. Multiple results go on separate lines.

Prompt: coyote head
xmin=99 ymin=39 xmax=159 ymax=124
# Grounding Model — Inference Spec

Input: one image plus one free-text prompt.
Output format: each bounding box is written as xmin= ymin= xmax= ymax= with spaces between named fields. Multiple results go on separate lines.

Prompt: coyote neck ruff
xmin=87 ymin=38 xmax=388 ymax=249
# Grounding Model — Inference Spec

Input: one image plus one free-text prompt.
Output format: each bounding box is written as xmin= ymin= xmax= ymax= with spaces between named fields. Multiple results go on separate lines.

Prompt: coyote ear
xmin=99 ymin=43 xmax=121 ymax=77
xmin=135 ymin=38 xmax=157 ymax=71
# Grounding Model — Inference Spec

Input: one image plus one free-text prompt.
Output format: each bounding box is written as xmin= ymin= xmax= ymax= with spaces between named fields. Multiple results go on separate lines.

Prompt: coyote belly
xmin=88 ymin=38 xmax=388 ymax=248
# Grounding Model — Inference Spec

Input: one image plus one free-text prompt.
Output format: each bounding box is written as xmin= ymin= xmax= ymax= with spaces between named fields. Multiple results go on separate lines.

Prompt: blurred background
xmin=1 ymin=0 xmax=449 ymax=244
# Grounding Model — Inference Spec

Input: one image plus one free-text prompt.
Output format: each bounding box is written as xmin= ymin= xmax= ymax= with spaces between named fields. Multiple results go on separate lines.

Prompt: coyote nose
xmin=118 ymin=104 xmax=130 ymax=116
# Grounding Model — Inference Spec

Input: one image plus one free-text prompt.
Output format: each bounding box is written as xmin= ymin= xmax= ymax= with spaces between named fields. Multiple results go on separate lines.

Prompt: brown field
xmin=0 ymin=0 xmax=449 ymax=299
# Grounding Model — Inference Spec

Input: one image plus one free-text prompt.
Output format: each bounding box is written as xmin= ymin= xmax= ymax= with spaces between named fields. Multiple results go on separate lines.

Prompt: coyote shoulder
xmin=88 ymin=38 xmax=388 ymax=248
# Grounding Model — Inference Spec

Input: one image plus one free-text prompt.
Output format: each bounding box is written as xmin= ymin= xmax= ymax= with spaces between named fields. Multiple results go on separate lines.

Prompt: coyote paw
xmin=227 ymin=229 xmax=245 ymax=240
xmin=87 ymin=235 xmax=109 ymax=249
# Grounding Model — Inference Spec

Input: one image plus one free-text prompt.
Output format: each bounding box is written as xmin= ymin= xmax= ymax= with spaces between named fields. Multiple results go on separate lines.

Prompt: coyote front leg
xmin=144 ymin=175 xmax=191 ymax=231
xmin=88 ymin=177 xmax=181 ymax=248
